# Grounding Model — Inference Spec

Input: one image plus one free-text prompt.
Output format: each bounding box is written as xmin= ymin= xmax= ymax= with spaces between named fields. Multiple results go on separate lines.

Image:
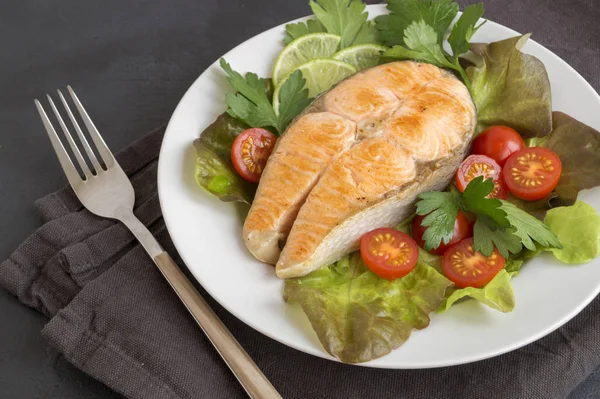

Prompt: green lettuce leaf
xmin=193 ymin=113 xmax=256 ymax=204
xmin=544 ymin=201 xmax=600 ymax=264
xmin=395 ymin=215 xmax=414 ymax=234
xmin=504 ymin=246 xmax=544 ymax=277
xmin=467 ymin=35 xmax=552 ymax=137
xmin=417 ymin=247 xmax=443 ymax=272
xmin=438 ymin=269 xmax=515 ymax=313
xmin=504 ymin=259 xmax=524 ymax=275
xmin=284 ymin=253 xmax=452 ymax=363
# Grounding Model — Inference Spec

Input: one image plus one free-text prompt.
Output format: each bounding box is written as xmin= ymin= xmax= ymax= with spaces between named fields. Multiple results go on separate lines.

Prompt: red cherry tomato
xmin=456 ymin=154 xmax=508 ymax=199
xmin=231 ymin=128 xmax=277 ymax=183
xmin=442 ymin=238 xmax=506 ymax=288
xmin=503 ymin=147 xmax=562 ymax=201
xmin=412 ymin=211 xmax=473 ymax=255
xmin=360 ymin=228 xmax=419 ymax=280
xmin=471 ymin=126 xmax=525 ymax=165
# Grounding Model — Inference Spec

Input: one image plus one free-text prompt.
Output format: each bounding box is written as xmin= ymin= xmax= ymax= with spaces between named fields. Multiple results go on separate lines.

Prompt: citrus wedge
xmin=272 ymin=33 xmax=341 ymax=86
xmin=332 ymin=44 xmax=388 ymax=71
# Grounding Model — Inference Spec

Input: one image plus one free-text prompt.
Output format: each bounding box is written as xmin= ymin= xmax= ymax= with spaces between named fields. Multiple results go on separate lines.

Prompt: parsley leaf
xmin=416 ymin=186 xmax=461 ymax=215
xmin=378 ymin=2 xmax=486 ymax=94
xmin=500 ymin=201 xmax=562 ymax=251
xmin=414 ymin=177 xmax=560 ymax=258
xmin=469 ymin=182 xmax=561 ymax=257
xmin=461 ymin=176 xmax=509 ymax=228
xmin=461 ymin=177 xmax=518 ymax=256
xmin=310 ymin=0 xmax=372 ymax=48
xmin=448 ymin=3 xmax=485 ymax=57
xmin=275 ymin=70 xmax=312 ymax=132
xmin=415 ymin=178 xmax=509 ymax=252
xmin=382 ymin=20 xmax=473 ymax=92
xmin=283 ymin=19 xmax=326 ymax=45
xmin=416 ymin=187 xmax=462 ymax=250
xmin=220 ymin=59 xmax=310 ymax=134
xmin=283 ymin=1 xmax=381 ymax=47
xmin=376 ymin=0 xmax=459 ymax=46
xmin=384 ymin=20 xmax=456 ymax=70
xmin=221 ymin=59 xmax=277 ymax=130
xmin=352 ymin=20 xmax=380 ymax=45
xmin=473 ymin=219 xmax=522 ymax=258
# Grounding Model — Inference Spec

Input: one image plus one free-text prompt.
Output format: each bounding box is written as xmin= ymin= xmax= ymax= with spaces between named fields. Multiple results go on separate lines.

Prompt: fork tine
xmin=47 ymin=94 xmax=93 ymax=179
xmin=34 ymin=99 xmax=84 ymax=186
xmin=57 ymin=89 xmax=104 ymax=173
xmin=67 ymin=86 xmax=116 ymax=168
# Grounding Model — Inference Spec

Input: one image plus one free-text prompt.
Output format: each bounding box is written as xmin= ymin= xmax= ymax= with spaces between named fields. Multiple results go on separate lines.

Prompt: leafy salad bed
xmin=193 ymin=0 xmax=600 ymax=363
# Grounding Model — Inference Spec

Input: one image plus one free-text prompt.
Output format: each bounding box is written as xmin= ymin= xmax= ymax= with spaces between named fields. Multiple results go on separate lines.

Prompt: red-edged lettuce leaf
xmin=284 ymin=253 xmax=452 ymax=363
xmin=540 ymin=112 xmax=600 ymax=207
xmin=193 ymin=113 xmax=255 ymax=204
xmin=513 ymin=112 xmax=600 ymax=211
xmin=467 ymin=35 xmax=552 ymax=137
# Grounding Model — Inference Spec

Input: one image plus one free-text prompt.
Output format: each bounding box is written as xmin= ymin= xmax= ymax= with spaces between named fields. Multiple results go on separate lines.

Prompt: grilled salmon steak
xmin=242 ymin=61 xmax=477 ymax=278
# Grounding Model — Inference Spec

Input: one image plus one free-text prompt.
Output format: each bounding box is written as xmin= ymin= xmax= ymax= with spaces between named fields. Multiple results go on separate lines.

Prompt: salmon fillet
xmin=323 ymin=62 xmax=443 ymax=139
xmin=243 ymin=112 xmax=356 ymax=263
xmin=242 ymin=61 xmax=476 ymax=276
xmin=277 ymin=74 xmax=475 ymax=277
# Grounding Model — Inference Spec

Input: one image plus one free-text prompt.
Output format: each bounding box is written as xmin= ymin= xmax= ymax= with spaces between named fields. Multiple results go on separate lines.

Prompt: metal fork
xmin=34 ymin=86 xmax=281 ymax=399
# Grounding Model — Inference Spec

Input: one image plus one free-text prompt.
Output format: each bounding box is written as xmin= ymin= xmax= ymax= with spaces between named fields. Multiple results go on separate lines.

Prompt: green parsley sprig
xmin=284 ymin=0 xmax=379 ymax=47
xmin=415 ymin=177 xmax=562 ymax=258
xmin=220 ymin=59 xmax=311 ymax=135
xmin=377 ymin=0 xmax=486 ymax=92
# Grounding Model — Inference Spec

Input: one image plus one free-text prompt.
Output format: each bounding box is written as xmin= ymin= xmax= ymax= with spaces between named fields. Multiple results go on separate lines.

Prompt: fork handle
xmin=153 ymin=252 xmax=282 ymax=399
xmin=119 ymin=212 xmax=281 ymax=399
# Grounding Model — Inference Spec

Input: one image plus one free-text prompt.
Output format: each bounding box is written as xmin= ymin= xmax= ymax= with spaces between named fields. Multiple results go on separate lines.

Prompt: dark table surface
xmin=1 ymin=1 xmax=599 ymax=398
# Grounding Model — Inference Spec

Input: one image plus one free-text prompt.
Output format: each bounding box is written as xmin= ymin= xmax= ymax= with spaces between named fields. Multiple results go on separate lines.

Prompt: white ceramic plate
xmin=157 ymin=5 xmax=600 ymax=368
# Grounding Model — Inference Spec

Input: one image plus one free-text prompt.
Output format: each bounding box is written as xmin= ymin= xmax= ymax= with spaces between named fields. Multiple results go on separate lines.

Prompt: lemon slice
xmin=272 ymin=33 xmax=342 ymax=86
xmin=332 ymin=44 xmax=388 ymax=71
xmin=273 ymin=59 xmax=357 ymax=115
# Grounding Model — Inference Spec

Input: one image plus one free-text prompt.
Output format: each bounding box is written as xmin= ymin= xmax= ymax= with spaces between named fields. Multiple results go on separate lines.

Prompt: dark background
xmin=1 ymin=0 xmax=598 ymax=398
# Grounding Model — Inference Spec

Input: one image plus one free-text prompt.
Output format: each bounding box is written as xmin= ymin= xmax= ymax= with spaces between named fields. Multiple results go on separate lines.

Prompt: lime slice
xmin=272 ymin=33 xmax=342 ymax=86
xmin=273 ymin=59 xmax=357 ymax=114
xmin=332 ymin=44 xmax=388 ymax=71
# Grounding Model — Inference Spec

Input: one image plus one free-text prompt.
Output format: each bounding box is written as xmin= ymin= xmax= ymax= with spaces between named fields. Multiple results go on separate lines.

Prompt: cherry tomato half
xmin=456 ymin=154 xmax=507 ymax=199
xmin=231 ymin=128 xmax=277 ymax=183
xmin=442 ymin=238 xmax=506 ymax=288
xmin=503 ymin=147 xmax=562 ymax=201
xmin=360 ymin=228 xmax=419 ymax=280
xmin=471 ymin=126 xmax=525 ymax=166
xmin=412 ymin=211 xmax=473 ymax=255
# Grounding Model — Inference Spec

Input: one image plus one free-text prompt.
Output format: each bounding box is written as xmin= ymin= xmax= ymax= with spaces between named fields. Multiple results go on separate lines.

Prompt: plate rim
xmin=157 ymin=4 xmax=600 ymax=369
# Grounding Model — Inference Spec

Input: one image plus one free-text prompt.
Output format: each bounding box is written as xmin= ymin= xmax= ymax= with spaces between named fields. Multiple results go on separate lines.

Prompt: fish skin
xmin=242 ymin=61 xmax=476 ymax=276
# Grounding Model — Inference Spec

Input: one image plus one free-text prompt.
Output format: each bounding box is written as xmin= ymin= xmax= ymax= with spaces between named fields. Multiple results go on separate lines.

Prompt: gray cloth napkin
xmin=2 ymin=125 xmax=600 ymax=399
